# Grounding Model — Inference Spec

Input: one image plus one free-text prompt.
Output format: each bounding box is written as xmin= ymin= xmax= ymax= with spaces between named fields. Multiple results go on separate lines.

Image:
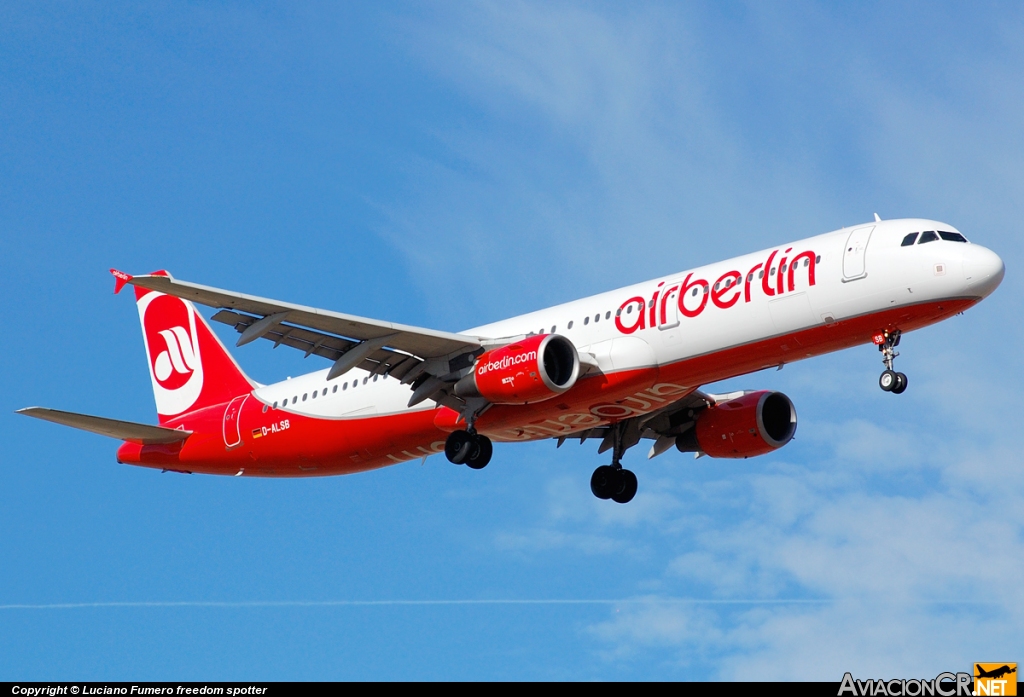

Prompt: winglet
xmin=110 ymin=268 xmax=133 ymax=294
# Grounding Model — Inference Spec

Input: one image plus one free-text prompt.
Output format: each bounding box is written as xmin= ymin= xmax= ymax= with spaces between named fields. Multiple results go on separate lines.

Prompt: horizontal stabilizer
xmin=16 ymin=407 xmax=192 ymax=445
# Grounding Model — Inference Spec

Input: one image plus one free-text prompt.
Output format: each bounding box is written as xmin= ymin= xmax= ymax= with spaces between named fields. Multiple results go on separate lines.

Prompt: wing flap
xmin=17 ymin=407 xmax=192 ymax=445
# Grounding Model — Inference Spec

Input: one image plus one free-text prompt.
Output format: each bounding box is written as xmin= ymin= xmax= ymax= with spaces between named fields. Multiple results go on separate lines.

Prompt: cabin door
xmin=223 ymin=394 xmax=248 ymax=450
xmin=843 ymin=225 xmax=874 ymax=281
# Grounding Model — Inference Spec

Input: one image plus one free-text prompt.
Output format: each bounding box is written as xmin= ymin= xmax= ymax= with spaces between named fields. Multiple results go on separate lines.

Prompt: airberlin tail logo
xmin=152 ymin=326 xmax=198 ymax=387
xmin=137 ymin=291 xmax=205 ymax=416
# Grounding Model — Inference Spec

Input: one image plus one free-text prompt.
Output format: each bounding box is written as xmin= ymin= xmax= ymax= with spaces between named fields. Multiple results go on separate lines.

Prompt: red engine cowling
xmin=677 ymin=391 xmax=797 ymax=458
xmin=455 ymin=334 xmax=580 ymax=405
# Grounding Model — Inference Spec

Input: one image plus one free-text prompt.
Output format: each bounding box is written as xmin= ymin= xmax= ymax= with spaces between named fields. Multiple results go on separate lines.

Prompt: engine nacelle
xmin=677 ymin=390 xmax=797 ymax=458
xmin=455 ymin=334 xmax=580 ymax=405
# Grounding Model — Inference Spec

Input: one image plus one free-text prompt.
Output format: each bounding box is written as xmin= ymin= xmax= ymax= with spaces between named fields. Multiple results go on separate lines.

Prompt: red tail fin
xmin=130 ymin=271 xmax=254 ymax=424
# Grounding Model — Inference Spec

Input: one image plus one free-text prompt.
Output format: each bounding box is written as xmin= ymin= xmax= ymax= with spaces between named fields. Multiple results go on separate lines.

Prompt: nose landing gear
xmin=874 ymin=330 xmax=908 ymax=394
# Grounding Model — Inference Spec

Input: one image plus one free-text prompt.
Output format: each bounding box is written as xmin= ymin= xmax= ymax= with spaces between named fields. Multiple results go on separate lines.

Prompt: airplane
xmin=18 ymin=217 xmax=1004 ymax=504
xmin=975 ymin=665 xmax=1016 ymax=680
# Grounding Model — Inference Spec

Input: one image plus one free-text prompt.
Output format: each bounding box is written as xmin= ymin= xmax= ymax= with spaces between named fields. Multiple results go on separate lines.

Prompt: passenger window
xmin=363 ymin=377 xmax=368 ymax=384
xmin=568 ymin=320 xmax=574 ymax=329
xmin=594 ymin=314 xmax=599 ymax=322
xmin=815 ymin=255 xmax=821 ymax=263
xmin=901 ymin=233 xmax=919 ymax=246
xmin=332 ymin=385 xmax=337 ymax=393
xmin=939 ymin=231 xmax=968 ymax=243
xmin=373 ymin=375 xmax=378 ymax=382
xmin=303 ymin=393 xmax=308 ymax=401
xmin=272 ymin=401 xmax=278 ymax=409
xmin=616 ymin=309 xmax=621 ymax=317
xmin=312 ymin=391 xmax=317 ymax=399
xmin=919 ymin=231 xmax=938 ymax=244
xmin=758 ymin=270 xmax=764 ymax=279
xmin=804 ymin=258 xmax=809 ymax=267
xmin=551 ymin=325 xmax=557 ymax=333
xmin=781 ymin=263 xmax=787 ymax=273
xmin=584 ymin=317 xmax=589 ymax=325
xmin=292 ymin=396 xmax=297 ymax=404
xmin=262 ymin=404 xmax=268 ymax=413
xmin=770 ymin=267 xmax=776 ymax=276
xmin=605 ymin=311 xmax=610 ymax=320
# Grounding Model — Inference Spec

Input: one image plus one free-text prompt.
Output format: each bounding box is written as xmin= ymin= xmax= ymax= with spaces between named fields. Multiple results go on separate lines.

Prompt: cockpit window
xmin=918 ymin=231 xmax=939 ymax=244
xmin=901 ymin=233 xmax=919 ymax=247
xmin=939 ymin=231 xmax=968 ymax=243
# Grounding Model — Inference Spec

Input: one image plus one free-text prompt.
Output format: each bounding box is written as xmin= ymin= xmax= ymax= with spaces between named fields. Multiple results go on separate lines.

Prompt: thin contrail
xmin=0 ymin=598 xmax=833 ymax=611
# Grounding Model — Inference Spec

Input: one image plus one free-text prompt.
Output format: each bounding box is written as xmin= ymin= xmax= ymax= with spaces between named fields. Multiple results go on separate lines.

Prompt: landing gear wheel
xmin=590 ymin=465 xmax=620 ymax=500
xmin=879 ymin=370 xmax=897 ymax=392
xmin=611 ymin=469 xmax=637 ymax=504
xmin=445 ymin=430 xmax=474 ymax=464
xmin=892 ymin=372 xmax=908 ymax=394
xmin=465 ymin=434 xmax=493 ymax=470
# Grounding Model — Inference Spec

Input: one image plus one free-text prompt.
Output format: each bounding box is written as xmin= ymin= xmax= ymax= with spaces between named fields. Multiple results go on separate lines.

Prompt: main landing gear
xmin=875 ymin=329 xmax=908 ymax=394
xmin=445 ymin=429 xmax=493 ymax=470
xmin=591 ymin=466 xmax=638 ymax=504
xmin=590 ymin=423 xmax=637 ymax=504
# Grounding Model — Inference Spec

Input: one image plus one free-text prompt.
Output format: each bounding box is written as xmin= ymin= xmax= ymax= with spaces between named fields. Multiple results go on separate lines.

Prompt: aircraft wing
xmin=558 ymin=388 xmax=710 ymax=445
xmin=17 ymin=407 xmax=192 ymax=445
xmin=562 ymin=388 xmax=747 ymax=460
xmin=126 ymin=273 xmax=484 ymax=387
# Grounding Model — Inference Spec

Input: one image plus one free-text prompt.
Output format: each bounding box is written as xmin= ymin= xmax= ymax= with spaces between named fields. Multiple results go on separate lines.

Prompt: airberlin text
xmin=838 ymin=672 xmax=972 ymax=697
xmin=509 ymin=383 xmax=690 ymax=440
xmin=477 ymin=351 xmax=537 ymax=375
xmin=615 ymin=247 xmax=817 ymax=334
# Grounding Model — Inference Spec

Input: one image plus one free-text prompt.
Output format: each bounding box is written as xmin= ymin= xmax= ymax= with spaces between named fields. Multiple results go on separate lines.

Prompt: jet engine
xmin=455 ymin=334 xmax=580 ymax=405
xmin=676 ymin=390 xmax=796 ymax=458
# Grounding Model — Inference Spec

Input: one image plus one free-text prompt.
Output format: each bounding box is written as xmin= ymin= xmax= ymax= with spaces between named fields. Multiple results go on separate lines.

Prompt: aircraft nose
xmin=963 ymin=244 xmax=1005 ymax=298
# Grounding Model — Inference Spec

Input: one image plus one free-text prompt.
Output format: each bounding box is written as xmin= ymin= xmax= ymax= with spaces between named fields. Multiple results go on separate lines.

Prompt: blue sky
xmin=2 ymin=1 xmax=1022 ymax=681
